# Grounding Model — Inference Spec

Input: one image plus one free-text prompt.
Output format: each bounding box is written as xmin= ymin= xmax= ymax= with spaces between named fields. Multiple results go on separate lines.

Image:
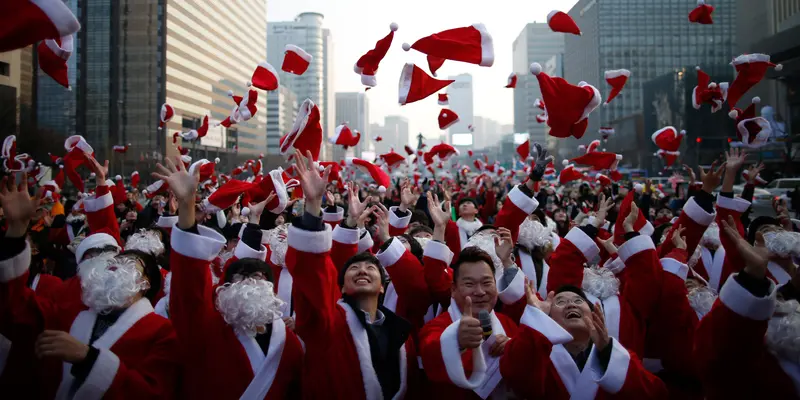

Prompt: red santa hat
xmin=651 ymin=126 xmax=685 ymax=152
xmin=609 ymin=169 xmax=623 ymax=182
xmin=130 ymin=171 xmax=140 ymax=188
xmin=729 ymin=97 xmax=771 ymax=148
xmin=692 ymin=66 xmax=729 ymax=113
xmin=62 ymin=135 xmax=94 ymax=192
xmin=599 ymin=127 xmax=615 ymax=140
xmin=379 ymin=150 xmax=406 ymax=170
xmin=467 ymin=150 xmax=474 ymax=157
xmin=596 ymin=173 xmax=611 ymax=187
xmin=427 ymin=55 xmax=446 ymax=77
xmin=250 ymin=62 xmax=279 ymax=91
xmin=159 ymin=103 xmax=174 ymax=129
xmin=726 ymin=54 xmax=782 ymax=108
xmin=347 ymin=157 xmax=390 ymax=192
xmin=428 ymin=142 xmax=460 ymax=162
xmin=604 ymin=69 xmax=630 ymax=105
xmin=317 ymin=161 xmax=343 ymax=189
xmin=354 ymin=23 xmax=398 ymax=87
xmin=473 ymin=158 xmax=486 ymax=171
xmin=585 ymin=139 xmax=601 ymax=154
xmin=534 ymin=98 xmax=546 ymax=110
xmin=559 ymin=164 xmax=584 ymax=184
xmin=547 ymin=11 xmax=581 ymax=35
xmin=330 ymin=123 xmax=361 ymax=148
xmin=402 ymin=23 xmax=494 ymax=67
xmin=613 ymin=192 xmax=654 ymax=245
xmin=372 ymin=134 xmax=382 ymax=142
xmin=689 ymin=0 xmax=715 ymax=25
xmin=236 ymin=89 xmax=259 ymax=121
xmin=280 ymin=99 xmax=322 ymax=160
xmin=438 ymin=93 xmax=449 ymax=106
xmin=571 ymin=149 xmax=622 ymax=170
xmin=0 ymin=0 xmax=80 ymax=53
xmin=2 ymin=135 xmax=26 ymax=172
xmin=506 ymin=73 xmax=517 ymax=89
xmin=179 ymin=115 xmax=210 ymax=141
xmin=282 ymin=44 xmax=312 ymax=75
xmin=438 ymin=109 xmax=460 ymax=130
xmin=143 ymin=179 xmax=169 ymax=199
xmin=742 ymin=170 xmax=767 ymax=185
xmin=398 ymin=63 xmax=454 ymax=105
xmin=189 ymin=159 xmax=217 ymax=182
xmin=530 ymin=62 xmax=601 ymax=139
xmin=404 ymin=145 xmax=414 ymax=156
xmin=37 ymin=35 xmax=73 ymax=89
xmin=41 ymin=179 xmax=60 ymax=200
xmin=536 ymin=114 xmax=548 ymax=124
xmin=112 ymin=144 xmax=130 ymax=153
xmin=655 ymin=150 xmax=680 ymax=166
xmin=253 ymin=168 xmax=300 ymax=214
xmin=516 ymin=139 xmax=530 ymax=160
xmin=202 ymin=180 xmax=253 ymax=213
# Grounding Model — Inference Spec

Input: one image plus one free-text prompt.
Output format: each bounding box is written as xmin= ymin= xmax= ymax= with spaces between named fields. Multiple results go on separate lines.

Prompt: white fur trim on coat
xmin=682 ymin=197 xmax=716 ymax=226
xmin=565 ymin=227 xmax=600 ymax=262
xmin=0 ymin=241 xmax=31 ymax=283
xmin=617 ymin=234 xmax=655 ymax=264
xmin=520 ymin=305 xmax=573 ymax=344
xmin=389 ymin=206 xmax=411 ymax=230
xmin=323 ymin=206 xmax=344 ymax=222
xmin=376 ymin=238 xmax=406 ymax=267
xmin=716 ymin=194 xmax=751 ymax=213
xmin=233 ymin=239 xmax=267 ymax=262
xmin=497 ymin=268 xmax=526 ymax=305
xmin=592 ymin=338 xmax=631 ymax=394
xmin=82 ymin=192 xmax=113 ymax=212
xmin=507 ymin=186 xmax=539 ymax=214
xmin=661 ymin=258 xmax=689 ymax=281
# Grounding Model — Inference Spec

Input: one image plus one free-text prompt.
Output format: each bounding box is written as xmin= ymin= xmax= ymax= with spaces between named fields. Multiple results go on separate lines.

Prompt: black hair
xmin=748 ymin=216 xmax=779 ymax=244
xmin=118 ymin=249 xmax=161 ymax=302
xmin=452 ymin=246 xmax=495 ymax=283
xmin=554 ymin=284 xmax=595 ymax=311
xmin=223 ymin=223 xmax=244 ymax=241
xmin=224 ymin=258 xmax=274 ymax=284
xmin=651 ymin=223 xmax=673 ymax=247
xmin=475 ymin=224 xmax=497 ymax=235
xmin=65 ymin=199 xmax=77 ymax=213
xmin=401 ymin=234 xmax=424 ymax=263
xmin=410 ymin=209 xmax=430 ymax=228
xmin=338 ymin=252 xmax=387 ymax=288
xmin=459 ymin=197 xmax=478 ymax=208
xmin=409 ymin=225 xmax=433 ymax=237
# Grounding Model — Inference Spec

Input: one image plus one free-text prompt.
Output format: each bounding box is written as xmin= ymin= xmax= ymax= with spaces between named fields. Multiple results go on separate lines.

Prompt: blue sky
xmin=268 ymin=0 xmax=579 ymax=141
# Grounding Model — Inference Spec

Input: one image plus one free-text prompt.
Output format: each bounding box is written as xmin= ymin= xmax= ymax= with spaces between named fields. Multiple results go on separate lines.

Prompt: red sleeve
xmin=83 ymin=186 xmax=122 ymax=246
xmin=494 ymin=186 xmax=539 ymax=244
xmin=616 ymin=235 xmax=662 ymax=323
xmin=714 ymin=195 xmax=751 ymax=289
xmin=331 ymin=225 xmax=359 ymax=270
xmin=286 ymin=225 xmax=344 ymax=345
xmin=376 ymin=239 xmax=431 ymax=331
xmin=168 ymin=225 xmax=228 ymax=352
xmin=422 ymin=241 xmax=454 ymax=306
xmin=652 ymin=251 xmax=699 ymax=376
xmin=444 ymin=220 xmax=462 ymax=256
xmin=658 ymin=197 xmax=715 ymax=258
xmin=418 ymin=314 xmax=485 ymax=389
xmin=479 ymin=190 xmax=496 ymax=222
xmin=322 ymin=206 xmax=344 ymax=232
xmin=546 ymin=227 xmax=599 ymax=293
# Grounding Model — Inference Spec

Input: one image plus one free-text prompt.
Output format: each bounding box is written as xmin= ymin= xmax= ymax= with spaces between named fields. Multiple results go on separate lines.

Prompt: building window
xmin=0 ymin=62 xmax=9 ymax=76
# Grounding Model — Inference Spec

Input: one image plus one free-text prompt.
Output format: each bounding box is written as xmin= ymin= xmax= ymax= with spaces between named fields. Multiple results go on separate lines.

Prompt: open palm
xmin=152 ymin=157 xmax=198 ymax=203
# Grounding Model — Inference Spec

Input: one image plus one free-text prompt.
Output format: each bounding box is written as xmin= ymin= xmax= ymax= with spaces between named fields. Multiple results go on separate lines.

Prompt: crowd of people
xmin=1 ymin=140 xmax=799 ymax=400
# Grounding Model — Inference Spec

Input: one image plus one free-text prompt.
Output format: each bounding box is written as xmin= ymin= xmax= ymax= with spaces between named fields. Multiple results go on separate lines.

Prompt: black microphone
xmin=478 ymin=310 xmax=492 ymax=340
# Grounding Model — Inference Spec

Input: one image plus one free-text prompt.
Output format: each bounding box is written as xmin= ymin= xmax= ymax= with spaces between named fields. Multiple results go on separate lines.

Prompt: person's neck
xmin=564 ymin=338 xmax=591 ymax=356
xmin=353 ymin=294 xmax=380 ymax=322
xmin=461 ymin=215 xmax=477 ymax=222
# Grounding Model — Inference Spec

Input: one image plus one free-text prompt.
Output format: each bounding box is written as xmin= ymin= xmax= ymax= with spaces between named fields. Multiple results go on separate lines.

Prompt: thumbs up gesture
xmin=458 ymin=296 xmax=483 ymax=350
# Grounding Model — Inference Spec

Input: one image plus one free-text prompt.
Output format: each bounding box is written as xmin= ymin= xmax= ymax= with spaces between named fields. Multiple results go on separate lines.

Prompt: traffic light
xmin=727 ymin=138 xmax=733 ymax=143
xmin=695 ymin=137 xmax=702 ymax=143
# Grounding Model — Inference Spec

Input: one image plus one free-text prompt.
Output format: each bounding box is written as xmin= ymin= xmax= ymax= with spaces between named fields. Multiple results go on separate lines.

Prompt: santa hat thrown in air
xmin=282 ymin=44 xmax=312 ymax=75
xmin=599 ymin=127 xmax=615 ymax=140
xmin=254 ymin=168 xmax=300 ymax=214
xmin=330 ymin=123 xmax=361 ymax=148
xmin=534 ymin=98 xmax=546 ymax=110
xmin=506 ymin=73 xmax=517 ymax=89
xmin=112 ymin=144 xmax=130 ymax=153
xmin=0 ymin=0 xmax=81 ymax=53
xmin=689 ymin=0 xmax=715 ymax=25
xmin=37 ymin=35 xmax=73 ymax=89
xmin=604 ymin=69 xmax=630 ymax=105
xmin=692 ymin=66 xmax=729 ymax=113
xmin=655 ymin=150 xmax=680 ymax=167
xmin=613 ymin=192 xmax=654 ymax=245
xmin=279 ymin=99 xmax=323 ymax=160
xmin=651 ymin=126 xmax=685 ymax=152
xmin=402 ymin=23 xmax=494 ymax=67
xmin=609 ymin=169 xmax=623 ymax=182
xmin=203 ymin=180 xmax=254 ymax=213
xmin=354 ymin=23 xmax=398 ymax=87
xmin=547 ymin=11 xmax=581 ymax=35
xmin=438 ymin=109 xmax=460 ymax=130
xmin=179 ymin=115 xmax=210 ymax=141
xmin=347 ymin=157 xmax=390 ymax=192
xmin=250 ymin=62 xmax=279 ymax=91
xmin=728 ymin=97 xmax=772 ymax=148
xmin=373 ymin=134 xmax=382 ymax=142
xmin=516 ymin=139 xmax=530 ymax=160
xmin=404 ymin=145 xmax=414 ymax=156
xmin=189 ymin=159 xmax=217 ymax=182
xmin=559 ymin=164 xmax=584 ymax=184
xmin=427 ymin=55 xmax=446 ymax=77
xmin=428 ymin=142 xmax=460 ymax=162
xmin=530 ymin=62 xmax=601 ymax=140
xmin=379 ymin=150 xmax=406 ymax=170
xmin=596 ymin=173 xmax=612 ymax=187
xmin=742 ymin=170 xmax=767 ymax=185
xmin=438 ymin=93 xmax=449 ymax=106
xmin=2 ymin=136 xmax=27 ymax=172
xmin=62 ymin=135 xmax=94 ymax=192
xmin=143 ymin=179 xmax=169 ymax=199
xmin=398 ymin=63 xmax=455 ymax=105
xmin=131 ymin=171 xmax=140 ymax=188
xmin=159 ymin=103 xmax=174 ymax=129
xmin=726 ymin=54 xmax=782 ymax=109
xmin=536 ymin=114 xmax=548 ymax=124
xmin=571 ymin=147 xmax=622 ymax=170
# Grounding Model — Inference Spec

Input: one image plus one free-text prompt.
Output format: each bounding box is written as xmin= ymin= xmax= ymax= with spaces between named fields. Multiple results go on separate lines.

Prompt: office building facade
xmin=371 ymin=116 xmax=409 ymax=156
xmin=335 ymin=92 xmax=370 ymax=158
xmin=266 ymin=86 xmax=298 ymax=156
xmin=268 ymin=13 xmax=335 ymax=160
xmin=446 ymin=74 xmax=474 ymax=146
xmin=512 ymin=23 xmax=565 ymax=150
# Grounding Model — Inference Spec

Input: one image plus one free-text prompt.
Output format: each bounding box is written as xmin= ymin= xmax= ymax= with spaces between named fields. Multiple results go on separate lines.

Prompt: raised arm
xmin=495 ymin=143 xmax=549 ymax=243
xmin=425 ymin=192 xmax=455 ymax=305
xmin=83 ymin=155 xmax=121 ymax=245
xmin=546 ymin=225 xmax=600 ymax=292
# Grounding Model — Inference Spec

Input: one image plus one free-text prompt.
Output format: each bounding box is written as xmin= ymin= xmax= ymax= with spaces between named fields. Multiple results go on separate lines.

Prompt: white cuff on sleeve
xmin=171 ymin=224 xmax=227 ymax=261
xmin=376 ymin=237 xmax=406 ymax=267
xmin=719 ymin=273 xmax=777 ymax=320
xmin=423 ymin=240 xmax=454 ymax=265
xmin=288 ymin=224 xmax=333 ymax=254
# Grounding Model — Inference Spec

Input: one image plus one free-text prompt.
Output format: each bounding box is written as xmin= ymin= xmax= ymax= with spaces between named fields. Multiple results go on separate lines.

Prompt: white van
xmin=765 ymin=178 xmax=800 ymax=197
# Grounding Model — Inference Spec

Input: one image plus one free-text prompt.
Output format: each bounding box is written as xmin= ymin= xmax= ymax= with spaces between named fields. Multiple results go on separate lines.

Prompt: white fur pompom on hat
xmin=402 ymin=43 xmax=411 ymax=51
xmin=562 ymin=159 xmax=569 ymax=166
xmin=241 ymin=207 xmax=250 ymax=217
xmin=378 ymin=186 xmax=387 ymax=194
xmin=530 ymin=62 xmax=542 ymax=75
xmin=390 ymin=22 xmax=398 ymax=31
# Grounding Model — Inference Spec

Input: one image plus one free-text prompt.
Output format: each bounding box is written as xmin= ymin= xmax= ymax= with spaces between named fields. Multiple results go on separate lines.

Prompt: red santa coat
xmin=501 ymin=304 xmax=668 ymax=399
xmin=419 ymin=301 xmax=519 ymax=399
xmin=85 ymin=184 xmax=123 ymax=245
xmin=547 ymin=228 xmax=662 ymax=357
xmin=169 ymin=225 xmax=304 ymax=399
xmin=375 ymin=238 xmax=432 ymax=341
xmin=656 ymin=196 xmax=718 ymax=279
xmin=694 ymin=274 xmax=800 ymax=398
xmin=286 ymin=224 xmax=419 ymax=399
xmin=0 ymin=243 xmax=179 ymax=399
xmin=266 ymin=247 xmax=295 ymax=318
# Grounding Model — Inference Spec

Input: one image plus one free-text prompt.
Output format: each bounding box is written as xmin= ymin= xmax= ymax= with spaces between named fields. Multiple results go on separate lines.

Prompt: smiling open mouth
xmin=355 ymin=278 xmax=370 ymax=284
xmin=565 ymin=310 xmax=582 ymax=320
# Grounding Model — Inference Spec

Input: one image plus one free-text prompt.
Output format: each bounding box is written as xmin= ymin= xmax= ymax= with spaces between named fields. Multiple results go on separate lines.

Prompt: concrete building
xmin=562 ymin=0 xmax=739 ymax=161
xmin=266 ymin=86 xmax=298 ymax=156
xmin=335 ymin=92 xmax=370 ymax=158
xmin=512 ymin=23 xmax=565 ymax=151
xmin=445 ymin=74 xmax=473 ymax=145
xmin=371 ymin=116 xmax=409 ymax=156
xmin=0 ymin=49 xmax=24 ymax=136
xmin=268 ymin=13 xmax=335 ymax=160
xmin=471 ymin=116 xmax=502 ymax=150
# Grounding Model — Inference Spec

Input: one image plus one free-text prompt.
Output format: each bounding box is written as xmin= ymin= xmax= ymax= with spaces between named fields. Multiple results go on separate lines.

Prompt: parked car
xmin=765 ymin=178 xmax=800 ymax=198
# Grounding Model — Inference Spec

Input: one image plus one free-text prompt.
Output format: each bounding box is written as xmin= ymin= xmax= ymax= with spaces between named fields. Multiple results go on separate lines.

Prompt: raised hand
xmin=489 ymin=334 xmax=510 ymax=357
xmin=526 ymin=280 xmax=553 ymax=315
xmin=671 ymin=226 xmax=687 ymax=250
xmin=356 ymin=205 xmax=376 ymax=229
xmin=325 ymin=191 xmax=336 ymax=208
xmin=745 ymin=162 xmax=765 ymax=184
xmin=720 ymin=215 xmax=769 ymax=278
xmin=152 ymin=157 xmax=198 ymax=204
xmin=725 ymin=147 xmax=748 ymax=172
xmin=623 ymin=201 xmax=639 ymax=233
xmin=85 ymin=154 xmax=109 ymax=186
xmin=588 ymin=304 xmax=610 ymax=351
xmin=494 ymin=227 xmax=514 ymax=266
xmin=700 ymin=160 xmax=725 ymax=194
xmin=596 ymin=234 xmax=618 ymax=256
xmin=529 ymin=142 xmax=554 ymax=182
xmin=594 ymin=194 xmax=614 ymax=228
xmin=0 ymin=174 xmax=41 ymax=237
xmin=426 ymin=192 xmax=451 ymax=228
xmin=35 ymin=330 xmax=89 ymax=363
xmin=346 ymin=182 xmax=367 ymax=226
xmin=457 ymin=297 xmax=483 ymax=350
xmin=399 ymin=180 xmax=418 ymax=212
xmin=293 ymin=149 xmax=330 ymax=216
xmin=247 ymin=191 xmax=276 ymax=223
xmin=373 ymin=203 xmax=391 ymax=242
xmin=682 ymin=164 xmax=697 ymax=183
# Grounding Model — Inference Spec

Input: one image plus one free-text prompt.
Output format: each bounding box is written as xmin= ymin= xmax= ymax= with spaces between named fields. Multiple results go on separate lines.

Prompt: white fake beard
xmin=766 ymin=300 xmax=800 ymax=364
xmin=81 ymin=257 xmax=150 ymax=314
xmin=415 ymin=237 xmax=432 ymax=250
xmin=163 ymin=271 xmax=172 ymax=296
xmin=700 ymin=223 xmax=721 ymax=250
xmin=65 ymin=213 xmax=86 ymax=224
xmin=218 ymin=249 xmax=234 ymax=266
xmin=688 ymin=245 xmax=703 ymax=269
xmin=582 ymin=265 xmax=620 ymax=300
xmin=267 ymin=226 xmax=289 ymax=267
xmin=465 ymin=232 xmax=503 ymax=272
xmin=77 ymin=252 xmax=118 ymax=281
xmin=764 ymin=231 xmax=800 ymax=258
xmin=518 ymin=219 xmax=552 ymax=252
xmin=545 ymin=216 xmax=558 ymax=234
xmin=215 ymin=278 xmax=285 ymax=337
xmin=125 ymin=230 xmax=165 ymax=257
xmin=687 ymin=285 xmax=717 ymax=318
xmin=456 ymin=218 xmax=483 ymax=238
